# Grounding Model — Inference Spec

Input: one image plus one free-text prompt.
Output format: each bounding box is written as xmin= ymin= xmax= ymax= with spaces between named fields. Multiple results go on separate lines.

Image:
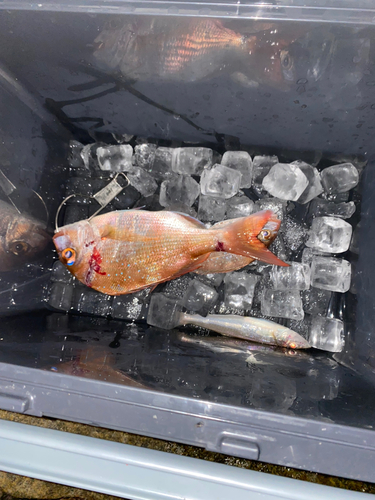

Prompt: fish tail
xmin=216 ymin=210 xmax=289 ymax=267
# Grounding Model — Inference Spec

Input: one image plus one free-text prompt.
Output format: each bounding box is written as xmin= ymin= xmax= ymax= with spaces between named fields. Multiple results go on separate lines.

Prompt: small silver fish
xmin=179 ymin=313 xmax=311 ymax=349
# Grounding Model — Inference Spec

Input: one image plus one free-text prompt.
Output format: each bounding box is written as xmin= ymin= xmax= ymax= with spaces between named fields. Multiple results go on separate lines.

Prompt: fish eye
xmin=62 ymin=247 xmax=76 ymax=266
xmin=259 ymin=229 xmax=271 ymax=241
xmin=9 ymin=241 xmax=30 ymax=256
xmin=280 ymin=49 xmax=293 ymax=70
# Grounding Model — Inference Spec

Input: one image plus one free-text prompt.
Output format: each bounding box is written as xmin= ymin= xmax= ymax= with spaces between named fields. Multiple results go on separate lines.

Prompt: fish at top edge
xmin=93 ymin=17 xmax=308 ymax=90
xmin=0 ymin=199 xmax=50 ymax=272
xmin=53 ymin=209 xmax=287 ymax=296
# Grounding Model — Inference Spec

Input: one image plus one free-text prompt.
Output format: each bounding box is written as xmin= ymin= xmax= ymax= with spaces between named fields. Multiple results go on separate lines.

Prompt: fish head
xmin=281 ymin=329 xmax=311 ymax=350
xmin=53 ymin=220 xmax=98 ymax=280
xmin=1 ymin=209 xmax=51 ymax=272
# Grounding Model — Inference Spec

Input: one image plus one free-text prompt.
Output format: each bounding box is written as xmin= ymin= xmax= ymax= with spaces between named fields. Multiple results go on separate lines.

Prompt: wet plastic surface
xmin=0 ymin=311 xmax=373 ymax=430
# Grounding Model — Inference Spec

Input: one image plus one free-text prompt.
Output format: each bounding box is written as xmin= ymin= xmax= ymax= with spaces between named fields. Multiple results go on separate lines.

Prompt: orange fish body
xmin=195 ymin=252 xmax=253 ymax=275
xmin=195 ymin=216 xmax=279 ymax=274
xmin=53 ymin=209 xmax=286 ymax=296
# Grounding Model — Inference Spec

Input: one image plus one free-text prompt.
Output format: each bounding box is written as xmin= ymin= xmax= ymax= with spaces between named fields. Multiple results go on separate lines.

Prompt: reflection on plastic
xmin=45 ymin=345 xmax=148 ymax=389
xmin=93 ymin=18 xmax=324 ymax=90
xmin=0 ymin=200 xmax=50 ymax=272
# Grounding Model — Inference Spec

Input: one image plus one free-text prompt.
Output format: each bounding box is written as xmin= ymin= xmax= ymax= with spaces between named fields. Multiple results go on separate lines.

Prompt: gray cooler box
xmin=0 ymin=0 xmax=374 ymax=488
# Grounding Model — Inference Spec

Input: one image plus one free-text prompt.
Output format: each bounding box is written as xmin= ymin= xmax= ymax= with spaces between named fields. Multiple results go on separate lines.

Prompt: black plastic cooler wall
xmin=0 ymin=1 xmax=375 ymax=483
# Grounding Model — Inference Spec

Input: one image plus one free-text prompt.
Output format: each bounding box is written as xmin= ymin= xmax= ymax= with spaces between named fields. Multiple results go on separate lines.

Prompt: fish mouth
xmin=287 ymin=336 xmax=311 ymax=350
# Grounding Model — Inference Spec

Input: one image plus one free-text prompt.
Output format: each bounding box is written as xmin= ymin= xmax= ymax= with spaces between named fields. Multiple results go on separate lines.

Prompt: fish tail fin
xmin=218 ymin=210 xmax=289 ymax=267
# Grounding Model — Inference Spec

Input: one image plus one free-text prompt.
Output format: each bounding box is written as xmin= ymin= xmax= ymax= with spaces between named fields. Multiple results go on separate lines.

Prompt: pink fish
xmin=53 ymin=209 xmax=287 ymax=296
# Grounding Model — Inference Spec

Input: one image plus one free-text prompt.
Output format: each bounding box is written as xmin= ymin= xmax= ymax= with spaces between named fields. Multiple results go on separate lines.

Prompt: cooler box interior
xmin=0 ymin=0 xmax=375 ymax=484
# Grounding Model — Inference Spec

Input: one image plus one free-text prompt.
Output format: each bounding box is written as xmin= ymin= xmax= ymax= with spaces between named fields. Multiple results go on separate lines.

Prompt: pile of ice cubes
xmin=48 ymin=139 xmax=363 ymax=353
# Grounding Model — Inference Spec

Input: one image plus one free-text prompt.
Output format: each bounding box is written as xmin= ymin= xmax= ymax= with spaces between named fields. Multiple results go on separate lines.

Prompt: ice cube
xmin=48 ymin=282 xmax=74 ymax=311
xmin=288 ymin=318 xmax=310 ymax=340
xmin=262 ymin=163 xmax=309 ymax=201
xmin=261 ymin=290 xmax=304 ymax=320
xmin=301 ymin=248 xmax=330 ymax=266
xmin=112 ymin=133 xmax=134 ymax=144
xmin=226 ymin=195 xmax=255 ymax=219
xmin=96 ymin=145 xmax=133 ymax=171
xmin=159 ymin=175 xmax=200 ymax=208
xmin=73 ymin=287 xmax=112 ymax=317
xmin=122 ymin=166 xmax=158 ymax=197
xmin=200 ymin=164 xmax=242 ymax=199
xmin=309 ymin=316 xmax=344 ymax=352
xmin=269 ymin=233 xmax=289 ymax=262
xmin=255 ymin=198 xmax=287 ymax=221
xmin=309 ymin=199 xmax=356 ymax=220
xmin=147 ymin=293 xmax=182 ymax=329
xmin=80 ymin=143 xmax=94 ymax=170
xmin=306 ymin=217 xmax=353 ymax=253
xmin=221 ymin=151 xmax=253 ymax=188
xmin=134 ymin=143 xmax=157 ymax=169
xmin=112 ymin=185 xmax=141 ymax=210
xmin=302 ymin=287 xmax=331 ymax=316
xmin=134 ymin=194 xmax=163 ymax=212
xmin=271 ymin=262 xmax=310 ymax=290
xmin=321 ymin=191 xmax=350 ymax=203
xmin=281 ymin=216 xmax=309 ymax=253
xmin=68 ymin=140 xmax=85 ymax=169
xmin=112 ymin=291 xmax=149 ymax=321
xmin=194 ymin=273 xmax=224 ymax=288
xmin=223 ymin=272 xmax=259 ymax=310
xmin=171 ymin=147 xmax=213 ymax=176
xmin=51 ymin=261 xmax=73 ymax=284
xmin=252 ymin=155 xmax=278 ymax=195
xmin=321 ymin=163 xmax=359 ymax=194
xmin=162 ymin=275 xmax=195 ymax=299
xmin=291 ymin=161 xmax=323 ymax=204
xmin=149 ymin=147 xmax=175 ymax=181
xmin=182 ymin=279 xmax=219 ymax=315
xmin=198 ymin=194 xmax=226 ymax=222
xmin=311 ymin=256 xmax=351 ymax=293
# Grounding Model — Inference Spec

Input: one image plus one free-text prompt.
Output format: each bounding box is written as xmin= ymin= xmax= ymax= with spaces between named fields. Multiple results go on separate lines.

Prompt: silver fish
xmin=179 ymin=313 xmax=311 ymax=349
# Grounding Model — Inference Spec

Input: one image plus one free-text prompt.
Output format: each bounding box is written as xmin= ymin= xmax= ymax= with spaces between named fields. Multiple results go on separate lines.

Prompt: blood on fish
xmin=86 ymin=246 xmax=106 ymax=286
xmin=215 ymin=241 xmax=225 ymax=252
